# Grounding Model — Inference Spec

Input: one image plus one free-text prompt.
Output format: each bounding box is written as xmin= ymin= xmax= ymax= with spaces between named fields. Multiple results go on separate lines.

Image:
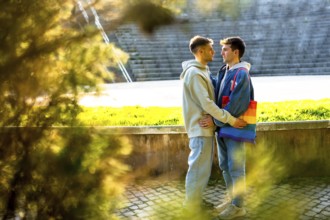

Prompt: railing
xmin=76 ymin=0 xmax=133 ymax=83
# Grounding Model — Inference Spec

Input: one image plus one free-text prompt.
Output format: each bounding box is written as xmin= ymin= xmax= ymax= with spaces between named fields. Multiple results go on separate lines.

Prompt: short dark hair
xmin=189 ymin=35 xmax=213 ymax=54
xmin=220 ymin=36 xmax=246 ymax=58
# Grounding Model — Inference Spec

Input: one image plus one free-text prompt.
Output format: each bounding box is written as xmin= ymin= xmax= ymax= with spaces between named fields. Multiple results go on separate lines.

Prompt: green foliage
xmin=78 ymin=106 xmax=184 ymax=126
xmin=0 ymin=0 xmax=180 ymax=218
xmin=77 ymin=99 xmax=330 ymax=126
xmin=0 ymin=0 xmax=164 ymax=219
xmin=0 ymin=128 xmax=131 ymax=219
xmin=121 ymin=0 xmax=175 ymax=34
xmin=257 ymin=99 xmax=330 ymax=122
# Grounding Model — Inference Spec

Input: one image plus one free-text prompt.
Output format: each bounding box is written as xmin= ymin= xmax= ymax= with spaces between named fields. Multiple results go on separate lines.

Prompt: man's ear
xmin=198 ymin=46 xmax=205 ymax=54
xmin=234 ymin=49 xmax=239 ymax=56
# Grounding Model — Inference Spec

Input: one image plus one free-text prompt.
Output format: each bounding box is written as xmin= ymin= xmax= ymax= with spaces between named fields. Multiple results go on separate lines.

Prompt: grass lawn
xmin=77 ymin=99 xmax=330 ymax=126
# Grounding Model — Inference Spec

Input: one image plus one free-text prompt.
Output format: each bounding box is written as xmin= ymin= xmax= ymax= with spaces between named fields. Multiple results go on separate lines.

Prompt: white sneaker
xmin=215 ymin=199 xmax=231 ymax=213
xmin=219 ymin=204 xmax=246 ymax=219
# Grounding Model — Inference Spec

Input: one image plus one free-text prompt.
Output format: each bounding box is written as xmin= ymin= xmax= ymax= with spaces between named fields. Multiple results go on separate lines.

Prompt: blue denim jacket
xmin=211 ymin=62 xmax=254 ymax=127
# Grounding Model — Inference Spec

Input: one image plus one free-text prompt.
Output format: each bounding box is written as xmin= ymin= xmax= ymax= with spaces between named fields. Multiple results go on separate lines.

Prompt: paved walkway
xmin=116 ymin=178 xmax=330 ymax=220
xmin=79 ymin=75 xmax=330 ymax=107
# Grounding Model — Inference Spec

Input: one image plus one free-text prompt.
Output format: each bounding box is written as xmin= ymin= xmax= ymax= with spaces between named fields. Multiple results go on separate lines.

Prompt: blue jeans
xmin=185 ymin=137 xmax=214 ymax=207
xmin=216 ymin=134 xmax=246 ymax=208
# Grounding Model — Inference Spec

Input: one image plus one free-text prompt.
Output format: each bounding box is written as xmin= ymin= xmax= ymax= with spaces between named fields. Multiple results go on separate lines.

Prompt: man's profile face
xmin=221 ymin=44 xmax=237 ymax=64
xmin=199 ymin=43 xmax=215 ymax=63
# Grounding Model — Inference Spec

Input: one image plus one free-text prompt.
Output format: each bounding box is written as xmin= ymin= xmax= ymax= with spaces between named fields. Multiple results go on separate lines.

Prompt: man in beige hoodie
xmin=180 ymin=35 xmax=246 ymax=210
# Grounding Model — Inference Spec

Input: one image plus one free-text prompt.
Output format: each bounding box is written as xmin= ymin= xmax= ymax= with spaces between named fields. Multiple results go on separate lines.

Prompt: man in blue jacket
xmin=200 ymin=36 xmax=254 ymax=219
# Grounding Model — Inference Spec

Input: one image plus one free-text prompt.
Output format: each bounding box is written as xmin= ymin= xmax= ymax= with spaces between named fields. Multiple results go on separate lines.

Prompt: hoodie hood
xmin=180 ymin=60 xmax=207 ymax=80
xmin=229 ymin=61 xmax=251 ymax=71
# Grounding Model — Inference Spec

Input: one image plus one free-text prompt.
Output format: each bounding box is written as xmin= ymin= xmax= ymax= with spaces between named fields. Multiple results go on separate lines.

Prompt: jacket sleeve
xmin=224 ymin=69 xmax=251 ymax=117
xmin=189 ymin=75 xmax=237 ymax=126
xmin=209 ymin=74 xmax=217 ymax=88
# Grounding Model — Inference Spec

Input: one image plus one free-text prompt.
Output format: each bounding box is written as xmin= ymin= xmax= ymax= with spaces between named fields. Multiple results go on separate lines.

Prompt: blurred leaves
xmin=0 ymin=128 xmax=131 ymax=219
xmin=0 ymin=0 xmax=134 ymax=219
xmin=121 ymin=0 xmax=175 ymax=34
xmin=0 ymin=0 xmax=182 ymax=218
xmin=75 ymin=0 xmax=177 ymax=34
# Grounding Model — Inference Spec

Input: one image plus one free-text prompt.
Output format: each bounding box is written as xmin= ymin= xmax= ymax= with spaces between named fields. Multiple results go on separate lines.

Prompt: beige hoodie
xmin=180 ymin=60 xmax=236 ymax=138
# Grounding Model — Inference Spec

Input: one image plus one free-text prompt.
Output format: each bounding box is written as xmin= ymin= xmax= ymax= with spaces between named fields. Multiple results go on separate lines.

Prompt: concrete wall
xmin=102 ymin=120 xmax=330 ymax=180
xmin=2 ymin=121 xmax=328 ymax=180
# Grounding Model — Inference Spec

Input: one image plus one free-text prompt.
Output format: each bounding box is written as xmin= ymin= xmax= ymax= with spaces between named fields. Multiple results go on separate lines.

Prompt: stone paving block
xmin=137 ymin=203 xmax=148 ymax=209
xmin=311 ymin=207 xmax=323 ymax=213
xmin=145 ymin=195 xmax=157 ymax=200
xmin=304 ymin=210 xmax=317 ymax=217
xmin=162 ymin=197 xmax=172 ymax=202
xmin=140 ymin=197 xmax=148 ymax=202
xmin=321 ymin=210 xmax=330 ymax=216
xmin=132 ymin=200 xmax=145 ymax=205
xmin=320 ymin=197 xmax=330 ymax=202
xmin=144 ymin=206 xmax=153 ymax=211
xmin=130 ymin=205 xmax=139 ymax=210
xmin=132 ymin=209 xmax=143 ymax=214
xmin=316 ymin=214 xmax=329 ymax=220
xmin=296 ymin=200 xmax=309 ymax=207
xmin=307 ymin=200 xmax=320 ymax=207
xmin=318 ymin=202 xmax=329 ymax=209
xmin=121 ymin=211 xmax=136 ymax=217
xmin=136 ymin=212 xmax=149 ymax=218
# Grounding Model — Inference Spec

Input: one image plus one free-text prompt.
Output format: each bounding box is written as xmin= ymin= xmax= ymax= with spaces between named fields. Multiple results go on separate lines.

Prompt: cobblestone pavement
xmin=117 ymin=178 xmax=330 ymax=220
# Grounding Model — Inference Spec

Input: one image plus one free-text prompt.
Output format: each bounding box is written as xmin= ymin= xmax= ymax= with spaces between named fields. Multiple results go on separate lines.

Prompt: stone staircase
xmin=109 ymin=0 xmax=330 ymax=81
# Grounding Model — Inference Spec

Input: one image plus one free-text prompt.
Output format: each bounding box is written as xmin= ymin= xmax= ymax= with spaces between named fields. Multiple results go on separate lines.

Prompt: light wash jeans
xmin=184 ymin=137 xmax=214 ymax=207
xmin=216 ymin=134 xmax=246 ymax=208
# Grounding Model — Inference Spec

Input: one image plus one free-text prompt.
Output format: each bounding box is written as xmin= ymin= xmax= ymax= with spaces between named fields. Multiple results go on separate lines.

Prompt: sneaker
xmin=218 ymin=204 xmax=246 ymax=219
xmin=215 ymin=199 xmax=231 ymax=213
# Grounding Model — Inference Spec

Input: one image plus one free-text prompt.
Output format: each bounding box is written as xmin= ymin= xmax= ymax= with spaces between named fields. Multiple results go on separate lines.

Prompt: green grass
xmin=77 ymin=99 xmax=330 ymax=126
xmin=77 ymin=106 xmax=184 ymax=126
xmin=257 ymin=99 xmax=330 ymax=122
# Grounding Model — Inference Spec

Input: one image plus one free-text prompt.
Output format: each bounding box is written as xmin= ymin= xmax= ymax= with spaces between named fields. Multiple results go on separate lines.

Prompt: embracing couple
xmin=180 ymin=35 xmax=255 ymax=219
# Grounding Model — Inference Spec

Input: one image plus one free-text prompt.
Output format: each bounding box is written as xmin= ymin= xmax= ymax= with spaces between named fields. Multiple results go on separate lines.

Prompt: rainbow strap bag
xmin=218 ymin=70 xmax=257 ymax=143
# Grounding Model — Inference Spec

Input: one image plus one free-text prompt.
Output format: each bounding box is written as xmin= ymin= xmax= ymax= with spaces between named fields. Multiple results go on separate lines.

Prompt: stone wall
xmin=2 ymin=121 xmax=328 ymax=180
xmin=102 ymin=120 xmax=330 ymax=180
